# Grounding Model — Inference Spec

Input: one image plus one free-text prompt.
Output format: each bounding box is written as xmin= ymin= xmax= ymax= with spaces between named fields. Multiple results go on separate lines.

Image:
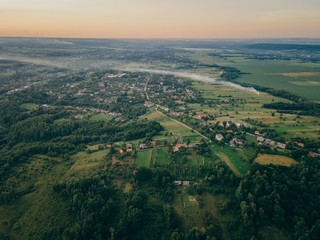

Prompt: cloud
xmin=125 ymin=68 xmax=259 ymax=94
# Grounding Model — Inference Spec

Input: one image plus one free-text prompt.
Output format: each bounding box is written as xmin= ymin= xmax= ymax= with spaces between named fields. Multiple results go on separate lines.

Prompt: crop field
xmin=155 ymin=148 xmax=170 ymax=165
xmin=145 ymin=111 xmax=203 ymax=140
xmin=190 ymin=81 xmax=320 ymax=140
xmin=201 ymin=52 xmax=320 ymax=101
xmin=135 ymin=149 xmax=153 ymax=167
xmin=254 ymin=154 xmax=298 ymax=167
xmin=181 ymin=51 xmax=320 ymax=101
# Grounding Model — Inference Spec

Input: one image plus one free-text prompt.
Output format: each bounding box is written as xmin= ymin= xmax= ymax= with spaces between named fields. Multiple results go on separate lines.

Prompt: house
xmin=235 ymin=138 xmax=244 ymax=145
xmin=188 ymin=143 xmax=201 ymax=148
xmin=257 ymin=136 xmax=265 ymax=142
xmin=277 ymin=142 xmax=286 ymax=149
xmin=73 ymin=115 xmax=84 ymax=120
xmin=215 ymin=134 xmax=224 ymax=141
xmin=295 ymin=142 xmax=304 ymax=148
xmin=255 ymin=131 xmax=260 ymax=135
xmin=173 ymin=146 xmax=180 ymax=152
xmin=264 ymin=139 xmax=272 ymax=145
xmin=139 ymin=143 xmax=147 ymax=149
xmin=151 ymin=141 xmax=156 ymax=146
xmin=199 ymin=122 xmax=210 ymax=127
xmin=227 ymin=130 xmax=233 ymax=133
xmin=173 ymin=181 xmax=182 ymax=185
xmin=269 ymin=141 xmax=276 ymax=148
xmin=182 ymin=181 xmax=190 ymax=186
xmin=126 ymin=148 xmax=132 ymax=152
xmin=107 ymin=144 xmax=112 ymax=148
xmin=229 ymin=139 xmax=235 ymax=147
xmin=126 ymin=143 xmax=133 ymax=149
xmin=195 ymin=114 xmax=210 ymax=120
xmin=144 ymin=101 xmax=154 ymax=107
xmin=177 ymin=136 xmax=183 ymax=142
xmin=119 ymin=149 xmax=124 ymax=154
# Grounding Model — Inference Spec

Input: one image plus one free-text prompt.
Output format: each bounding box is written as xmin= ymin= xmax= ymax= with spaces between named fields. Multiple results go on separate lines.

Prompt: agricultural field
xmin=134 ymin=149 xmax=153 ymax=167
xmin=155 ymin=148 xmax=170 ymax=165
xmin=254 ymin=154 xmax=298 ymax=167
xmin=145 ymin=110 xmax=203 ymax=143
xmin=189 ymin=81 xmax=320 ymax=140
xmin=183 ymin=51 xmax=320 ymax=101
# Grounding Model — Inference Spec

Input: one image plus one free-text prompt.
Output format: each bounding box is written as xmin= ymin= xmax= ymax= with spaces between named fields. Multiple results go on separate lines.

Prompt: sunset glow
xmin=1 ymin=0 xmax=320 ymax=38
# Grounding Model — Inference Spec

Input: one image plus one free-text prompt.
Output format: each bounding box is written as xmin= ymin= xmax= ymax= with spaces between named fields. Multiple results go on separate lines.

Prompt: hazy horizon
xmin=1 ymin=0 xmax=320 ymax=38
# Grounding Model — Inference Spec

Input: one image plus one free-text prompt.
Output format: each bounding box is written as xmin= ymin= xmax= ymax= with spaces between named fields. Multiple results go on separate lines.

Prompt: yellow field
xmin=254 ymin=154 xmax=297 ymax=167
xmin=266 ymin=72 xmax=319 ymax=77
xmin=145 ymin=111 xmax=162 ymax=119
xmin=289 ymin=81 xmax=320 ymax=86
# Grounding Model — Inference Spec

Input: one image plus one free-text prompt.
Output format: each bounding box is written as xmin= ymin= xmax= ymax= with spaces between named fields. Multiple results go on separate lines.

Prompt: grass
xmin=235 ymin=147 xmax=257 ymax=162
xmin=254 ymin=154 xmax=298 ymax=167
xmin=155 ymin=148 xmax=170 ymax=165
xmin=90 ymin=113 xmax=113 ymax=121
xmin=0 ymin=155 xmax=71 ymax=239
xmin=210 ymin=145 xmax=251 ymax=175
xmin=135 ymin=149 xmax=153 ymax=167
xmin=173 ymin=193 xmax=202 ymax=231
xmin=145 ymin=111 xmax=203 ymax=143
xmin=67 ymin=149 xmax=108 ymax=177
xmin=20 ymin=103 xmax=39 ymax=110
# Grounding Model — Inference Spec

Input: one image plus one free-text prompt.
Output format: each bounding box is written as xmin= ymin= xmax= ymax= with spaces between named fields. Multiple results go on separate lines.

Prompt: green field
xmin=135 ymin=149 xmax=153 ymax=167
xmin=180 ymin=51 xmax=320 ymax=101
xmin=235 ymin=147 xmax=257 ymax=162
xmin=210 ymin=145 xmax=251 ymax=175
xmin=146 ymin=111 xmax=203 ymax=143
xmin=20 ymin=103 xmax=39 ymax=110
xmin=155 ymin=148 xmax=170 ymax=165
xmin=90 ymin=113 xmax=113 ymax=121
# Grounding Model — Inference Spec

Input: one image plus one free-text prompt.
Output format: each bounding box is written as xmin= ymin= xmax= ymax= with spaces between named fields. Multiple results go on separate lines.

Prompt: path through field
xmin=215 ymin=151 xmax=241 ymax=177
xmin=156 ymin=110 xmax=211 ymax=142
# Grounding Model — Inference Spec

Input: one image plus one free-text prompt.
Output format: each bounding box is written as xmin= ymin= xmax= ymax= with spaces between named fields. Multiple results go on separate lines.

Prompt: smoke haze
xmin=128 ymin=68 xmax=260 ymax=95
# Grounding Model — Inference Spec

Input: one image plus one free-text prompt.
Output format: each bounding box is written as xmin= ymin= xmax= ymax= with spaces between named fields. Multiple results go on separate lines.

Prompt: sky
xmin=1 ymin=0 xmax=320 ymax=38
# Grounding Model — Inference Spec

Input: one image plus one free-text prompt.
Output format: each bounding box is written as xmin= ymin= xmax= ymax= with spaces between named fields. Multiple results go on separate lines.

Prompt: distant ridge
xmin=245 ymin=43 xmax=320 ymax=51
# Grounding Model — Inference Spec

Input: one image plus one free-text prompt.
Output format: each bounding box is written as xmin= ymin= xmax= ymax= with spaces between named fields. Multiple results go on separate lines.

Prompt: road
xmin=156 ymin=109 xmax=212 ymax=142
xmin=144 ymin=77 xmax=150 ymax=100
xmin=155 ymin=109 xmax=243 ymax=176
